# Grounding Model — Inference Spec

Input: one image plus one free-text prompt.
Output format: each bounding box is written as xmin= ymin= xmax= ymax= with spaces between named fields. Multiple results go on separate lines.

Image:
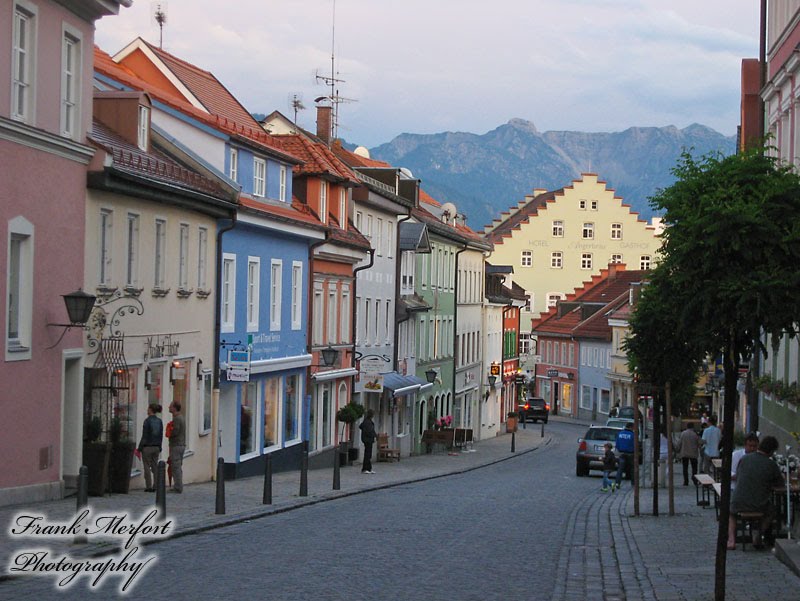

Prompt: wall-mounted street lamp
xmin=46 ymin=289 xmax=97 ymax=348
xmin=425 ymin=368 xmax=438 ymax=385
xmin=320 ymin=346 xmax=339 ymax=367
xmin=196 ymin=358 xmax=204 ymax=381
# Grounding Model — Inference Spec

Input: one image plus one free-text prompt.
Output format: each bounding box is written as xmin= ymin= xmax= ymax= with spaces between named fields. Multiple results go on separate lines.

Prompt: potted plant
xmin=336 ymin=401 xmax=365 ymax=464
xmin=108 ymin=417 xmax=135 ymax=494
xmin=506 ymin=411 xmax=518 ymax=433
xmin=82 ymin=416 xmax=111 ymax=496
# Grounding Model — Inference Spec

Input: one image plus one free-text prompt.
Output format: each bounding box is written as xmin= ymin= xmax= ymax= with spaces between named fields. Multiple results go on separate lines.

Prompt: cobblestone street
xmin=1 ymin=419 xmax=798 ymax=600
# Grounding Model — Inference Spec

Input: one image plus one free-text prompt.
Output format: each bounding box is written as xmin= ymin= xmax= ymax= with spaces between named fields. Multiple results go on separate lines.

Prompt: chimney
xmin=316 ymin=104 xmax=332 ymax=145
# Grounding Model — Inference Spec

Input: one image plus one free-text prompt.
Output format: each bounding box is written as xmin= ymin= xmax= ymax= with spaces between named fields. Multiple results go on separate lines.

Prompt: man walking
xmin=614 ymin=422 xmax=635 ymax=490
xmin=359 ymin=409 xmax=377 ymax=474
xmin=168 ymin=401 xmax=186 ymax=493
xmin=676 ymin=423 xmax=701 ymax=486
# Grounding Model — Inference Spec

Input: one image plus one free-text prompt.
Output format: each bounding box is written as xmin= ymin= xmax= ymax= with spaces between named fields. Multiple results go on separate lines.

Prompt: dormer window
xmin=137 ymin=105 xmax=150 ymax=150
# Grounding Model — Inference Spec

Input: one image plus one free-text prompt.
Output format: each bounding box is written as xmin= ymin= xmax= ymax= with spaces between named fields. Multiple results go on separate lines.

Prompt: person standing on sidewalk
xmin=359 ymin=409 xmax=377 ymax=474
xmin=701 ymin=415 xmax=721 ymax=474
xmin=615 ymin=422 xmax=635 ymax=489
xmin=676 ymin=423 xmax=700 ymax=486
xmin=168 ymin=401 xmax=186 ymax=492
xmin=135 ymin=404 xmax=163 ymax=492
xmin=601 ymin=443 xmax=616 ymax=492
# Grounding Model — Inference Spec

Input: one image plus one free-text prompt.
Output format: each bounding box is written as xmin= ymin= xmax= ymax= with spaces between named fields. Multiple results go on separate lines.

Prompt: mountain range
xmin=368 ymin=119 xmax=737 ymax=231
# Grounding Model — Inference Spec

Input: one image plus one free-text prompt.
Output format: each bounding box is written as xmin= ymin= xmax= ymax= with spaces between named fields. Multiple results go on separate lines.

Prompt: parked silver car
xmin=575 ymin=426 xmax=622 ymax=477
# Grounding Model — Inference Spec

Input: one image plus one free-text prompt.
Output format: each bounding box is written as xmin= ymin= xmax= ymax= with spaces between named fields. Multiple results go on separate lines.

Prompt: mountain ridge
xmin=368 ymin=119 xmax=736 ymax=230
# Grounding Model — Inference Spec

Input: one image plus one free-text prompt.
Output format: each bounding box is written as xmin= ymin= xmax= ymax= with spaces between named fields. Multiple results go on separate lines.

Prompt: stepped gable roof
xmin=484 ymin=188 xmax=559 ymax=244
xmin=532 ymin=264 xmax=648 ymax=337
xmin=275 ymin=135 xmax=360 ymax=184
xmin=94 ymin=47 xmax=302 ymax=165
xmin=88 ymin=119 xmax=230 ymax=200
xmin=116 ymin=37 xmax=260 ymax=129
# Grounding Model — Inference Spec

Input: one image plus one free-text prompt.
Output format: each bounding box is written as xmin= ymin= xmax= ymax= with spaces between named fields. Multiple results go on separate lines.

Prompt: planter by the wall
xmin=83 ymin=442 xmax=111 ymax=496
xmin=109 ymin=441 xmax=136 ymax=494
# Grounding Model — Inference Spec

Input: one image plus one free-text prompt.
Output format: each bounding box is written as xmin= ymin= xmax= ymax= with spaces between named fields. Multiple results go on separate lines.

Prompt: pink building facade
xmin=0 ymin=0 xmax=128 ymax=506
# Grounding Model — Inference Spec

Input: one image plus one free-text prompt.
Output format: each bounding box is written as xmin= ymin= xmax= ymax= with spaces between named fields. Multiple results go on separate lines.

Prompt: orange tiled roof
xmin=275 ymin=135 xmax=360 ymax=184
xmin=94 ymin=46 xmax=302 ymax=165
xmin=128 ymin=38 xmax=261 ymax=129
xmin=419 ymin=189 xmax=441 ymax=207
xmin=238 ymin=195 xmax=327 ymax=231
xmin=331 ymin=140 xmax=393 ymax=168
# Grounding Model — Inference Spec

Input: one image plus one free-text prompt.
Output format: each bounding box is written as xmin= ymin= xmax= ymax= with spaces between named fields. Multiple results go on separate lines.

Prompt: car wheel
xmin=543 ymin=418 xmax=548 ymax=424
xmin=576 ymin=461 xmax=589 ymax=477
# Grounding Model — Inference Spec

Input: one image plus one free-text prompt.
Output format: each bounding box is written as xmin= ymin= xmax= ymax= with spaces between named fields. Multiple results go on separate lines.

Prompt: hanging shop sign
xmin=361 ymin=357 xmax=384 ymax=393
xmin=227 ymin=349 xmax=251 ymax=382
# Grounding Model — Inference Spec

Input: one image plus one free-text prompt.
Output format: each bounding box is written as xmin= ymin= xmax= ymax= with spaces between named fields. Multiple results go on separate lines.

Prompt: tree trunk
xmin=714 ymin=336 xmax=739 ymax=601
xmin=666 ymin=382 xmax=675 ymax=516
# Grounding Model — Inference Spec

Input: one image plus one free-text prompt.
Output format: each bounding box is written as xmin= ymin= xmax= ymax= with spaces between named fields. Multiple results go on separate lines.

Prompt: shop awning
xmin=383 ymin=372 xmax=431 ymax=397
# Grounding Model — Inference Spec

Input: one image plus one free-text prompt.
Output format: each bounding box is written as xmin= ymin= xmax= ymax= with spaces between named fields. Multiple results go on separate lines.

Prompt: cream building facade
xmin=485 ymin=174 xmax=663 ymax=330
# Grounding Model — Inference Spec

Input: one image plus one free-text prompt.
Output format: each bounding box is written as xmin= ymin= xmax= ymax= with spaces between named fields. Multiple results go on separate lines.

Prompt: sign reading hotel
xmin=361 ymin=357 xmax=384 ymax=393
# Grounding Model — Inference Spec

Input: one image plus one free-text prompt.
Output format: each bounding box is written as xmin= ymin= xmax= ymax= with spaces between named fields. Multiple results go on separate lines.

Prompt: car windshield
xmin=606 ymin=419 xmax=630 ymax=429
xmin=584 ymin=427 xmax=620 ymax=442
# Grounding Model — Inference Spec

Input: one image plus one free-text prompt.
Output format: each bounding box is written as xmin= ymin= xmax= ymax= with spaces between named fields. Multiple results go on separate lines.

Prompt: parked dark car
xmin=575 ymin=426 xmax=622 ymax=477
xmin=518 ymin=397 xmax=549 ymax=423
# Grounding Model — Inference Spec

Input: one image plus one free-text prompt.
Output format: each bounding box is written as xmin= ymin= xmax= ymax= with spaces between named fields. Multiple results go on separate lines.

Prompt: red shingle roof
xmin=275 ymin=135 xmax=360 ymax=184
xmin=127 ymin=38 xmax=261 ymax=129
xmin=94 ymin=46 xmax=302 ymax=165
xmin=331 ymin=141 xmax=392 ymax=168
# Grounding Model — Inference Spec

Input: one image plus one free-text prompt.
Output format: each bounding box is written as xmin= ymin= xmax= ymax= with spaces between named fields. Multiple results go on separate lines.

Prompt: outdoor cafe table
xmin=772 ymin=482 xmax=800 ymax=536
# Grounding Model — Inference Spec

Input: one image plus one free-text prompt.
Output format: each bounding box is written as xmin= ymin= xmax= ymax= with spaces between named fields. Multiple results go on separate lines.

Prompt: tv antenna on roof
xmin=289 ymin=94 xmax=306 ymax=128
xmin=314 ymin=0 xmax=356 ymax=142
xmin=151 ymin=2 xmax=168 ymax=49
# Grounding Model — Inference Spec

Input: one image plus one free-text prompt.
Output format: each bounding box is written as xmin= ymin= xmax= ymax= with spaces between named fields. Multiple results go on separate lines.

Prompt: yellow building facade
xmin=485 ymin=174 xmax=663 ymax=330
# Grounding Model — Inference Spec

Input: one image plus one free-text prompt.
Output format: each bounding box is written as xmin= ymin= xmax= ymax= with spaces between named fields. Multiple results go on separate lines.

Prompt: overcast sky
xmin=96 ymin=0 xmax=759 ymax=148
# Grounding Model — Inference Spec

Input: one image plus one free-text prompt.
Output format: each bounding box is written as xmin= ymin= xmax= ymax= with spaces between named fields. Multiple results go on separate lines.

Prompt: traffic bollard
xmin=333 ymin=442 xmax=341 ymax=490
xmin=541 ymin=421 xmax=545 ymax=438
xmin=511 ymin=430 xmax=516 ymax=453
xmin=73 ymin=466 xmax=88 ymax=545
xmin=299 ymin=440 xmax=309 ymax=497
xmin=262 ymin=453 xmax=273 ymax=505
xmin=522 ymin=415 xmax=526 ymax=429
xmin=215 ymin=457 xmax=226 ymax=514
xmin=155 ymin=460 xmax=167 ymax=520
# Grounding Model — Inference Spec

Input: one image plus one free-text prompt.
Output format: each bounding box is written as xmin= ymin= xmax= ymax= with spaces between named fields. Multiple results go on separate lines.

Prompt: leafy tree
xmin=629 ymin=147 xmax=800 ymax=600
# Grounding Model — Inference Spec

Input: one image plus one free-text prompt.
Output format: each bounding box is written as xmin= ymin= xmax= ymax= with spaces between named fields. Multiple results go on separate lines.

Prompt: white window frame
xmin=341 ymin=285 xmax=350 ymax=343
xmin=137 ymin=105 xmax=149 ymax=150
xmin=610 ymin=253 xmax=623 ymax=264
xmin=320 ymin=181 xmax=328 ymax=223
xmin=374 ymin=298 xmax=380 ymax=345
xmin=355 ymin=211 xmax=362 ymax=232
xmin=610 ymin=223 xmax=622 ymax=240
xmin=521 ymin=250 xmax=532 ymax=267
xmin=640 ymin=255 xmax=652 ymax=270
xmin=197 ymin=227 xmax=208 ymax=289
xmin=579 ymin=199 xmax=587 ymax=210
xmin=591 ymin=200 xmax=598 ymax=210
xmin=313 ymin=282 xmax=324 ymax=345
xmin=229 ymin=148 xmax=238 ymax=182
xmin=387 ymin=222 xmax=394 ymax=258
xmin=270 ymin=259 xmax=282 ymax=331
xmin=552 ymin=220 xmax=564 ymax=237
xmin=366 ymin=214 xmax=372 ymax=239
xmin=582 ymin=222 xmax=594 ymax=239
xmin=154 ymin=218 xmax=167 ymax=289
xmin=291 ymin=261 xmax=302 ymax=330
xmin=254 ymin=158 xmax=266 ymax=197
xmin=328 ymin=285 xmax=338 ymax=344
xmin=221 ymin=253 xmax=236 ymax=333
xmin=6 ymin=217 xmax=33 ymax=359
xmin=551 ymin=251 xmax=562 ymax=269
xmin=279 ymin=165 xmax=287 ymax=201
xmin=581 ymin=252 xmax=593 ymax=270
xmin=126 ymin=213 xmax=140 ymax=287
xmin=11 ymin=2 xmax=36 ymax=123
xmin=60 ymin=26 xmax=81 ymax=139
xmin=339 ymin=188 xmax=346 ymax=228
xmin=99 ymin=209 xmax=113 ymax=286
xmin=376 ymin=218 xmax=383 ymax=255
xmin=178 ymin=223 xmax=190 ymax=290
xmin=547 ymin=293 xmax=564 ymax=309
xmin=247 ymin=256 xmax=260 ymax=332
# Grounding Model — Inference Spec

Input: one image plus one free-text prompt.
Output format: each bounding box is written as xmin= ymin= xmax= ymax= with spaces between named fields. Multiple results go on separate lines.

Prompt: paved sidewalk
xmin=0 ymin=426 xmax=549 ymax=575
xmin=553 ymin=465 xmax=800 ymax=601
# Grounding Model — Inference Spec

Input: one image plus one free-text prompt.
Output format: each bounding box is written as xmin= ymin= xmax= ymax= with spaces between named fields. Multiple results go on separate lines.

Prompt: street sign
xmin=227 ymin=349 xmax=251 ymax=382
xmin=515 ymin=375 xmax=526 ymax=385
xmin=490 ymin=363 xmax=501 ymax=376
xmin=546 ymin=369 xmax=559 ymax=377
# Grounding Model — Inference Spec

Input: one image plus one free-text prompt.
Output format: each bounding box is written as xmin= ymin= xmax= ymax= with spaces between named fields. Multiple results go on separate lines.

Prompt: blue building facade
xmin=577 ymin=341 xmax=613 ymax=423
xmin=218 ymin=143 xmax=326 ymax=477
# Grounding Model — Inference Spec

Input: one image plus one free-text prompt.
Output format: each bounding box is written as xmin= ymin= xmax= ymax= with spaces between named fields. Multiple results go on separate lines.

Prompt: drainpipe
xmin=452 ymin=242 xmax=469 ymax=425
xmin=351 ymin=248 xmax=376 ymax=414
xmin=212 ymin=211 xmax=237 ymax=477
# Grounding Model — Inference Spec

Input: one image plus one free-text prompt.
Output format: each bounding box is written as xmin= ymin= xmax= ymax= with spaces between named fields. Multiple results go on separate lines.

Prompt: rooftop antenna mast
xmin=152 ymin=2 xmax=168 ymax=49
xmin=315 ymin=0 xmax=355 ymax=141
xmin=290 ymin=94 xmax=306 ymax=130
